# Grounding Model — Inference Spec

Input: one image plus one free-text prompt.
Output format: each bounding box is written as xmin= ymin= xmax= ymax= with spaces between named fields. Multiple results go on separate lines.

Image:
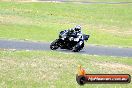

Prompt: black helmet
xmin=74 ymin=25 xmax=81 ymax=32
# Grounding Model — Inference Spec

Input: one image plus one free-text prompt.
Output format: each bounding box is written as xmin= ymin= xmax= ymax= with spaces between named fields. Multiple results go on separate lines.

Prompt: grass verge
xmin=0 ymin=2 xmax=132 ymax=47
xmin=0 ymin=50 xmax=132 ymax=88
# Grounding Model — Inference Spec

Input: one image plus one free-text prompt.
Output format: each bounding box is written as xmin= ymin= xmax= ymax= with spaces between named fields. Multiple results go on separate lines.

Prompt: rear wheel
xmin=50 ymin=39 xmax=59 ymax=50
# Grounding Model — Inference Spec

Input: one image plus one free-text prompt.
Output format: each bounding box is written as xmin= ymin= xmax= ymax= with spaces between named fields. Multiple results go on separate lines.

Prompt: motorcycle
xmin=50 ymin=31 xmax=90 ymax=52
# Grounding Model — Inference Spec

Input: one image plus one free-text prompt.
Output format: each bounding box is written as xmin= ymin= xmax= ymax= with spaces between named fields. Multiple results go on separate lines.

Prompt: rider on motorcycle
xmin=60 ymin=25 xmax=83 ymax=41
xmin=50 ymin=25 xmax=89 ymax=52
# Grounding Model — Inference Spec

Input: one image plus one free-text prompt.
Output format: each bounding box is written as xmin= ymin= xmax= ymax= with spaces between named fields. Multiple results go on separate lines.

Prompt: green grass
xmin=1 ymin=0 xmax=132 ymax=1
xmin=0 ymin=2 xmax=132 ymax=47
xmin=0 ymin=2 xmax=131 ymax=87
xmin=0 ymin=50 xmax=132 ymax=88
xmin=67 ymin=0 xmax=132 ymax=2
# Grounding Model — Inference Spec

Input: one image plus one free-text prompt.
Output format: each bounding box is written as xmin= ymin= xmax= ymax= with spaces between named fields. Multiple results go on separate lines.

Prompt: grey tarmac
xmin=0 ymin=39 xmax=132 ymax=57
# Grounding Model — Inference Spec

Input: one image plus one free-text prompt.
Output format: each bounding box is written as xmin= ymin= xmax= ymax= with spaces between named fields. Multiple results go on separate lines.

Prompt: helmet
xmin=74 ymin=25 xmax=81 ymax=32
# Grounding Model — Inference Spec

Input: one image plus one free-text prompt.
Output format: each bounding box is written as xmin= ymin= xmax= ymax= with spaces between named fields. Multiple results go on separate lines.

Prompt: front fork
xmin=79 ymin=41 xmax=83 ymax=45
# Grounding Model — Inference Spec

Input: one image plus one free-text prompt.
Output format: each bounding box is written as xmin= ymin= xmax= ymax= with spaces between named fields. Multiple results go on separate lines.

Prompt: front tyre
xmin=80 ymin=42 xmax=84 ymax=50
xmin=50 ymin=39 xmax=59 ymax=50
xmin=73 ymin=42 xmax=84 ymax=52
xmin=73 ymin=44 xmax=81 ymax=52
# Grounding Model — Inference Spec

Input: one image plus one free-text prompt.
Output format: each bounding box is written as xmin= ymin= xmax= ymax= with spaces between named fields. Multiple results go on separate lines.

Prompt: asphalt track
xmin=0 ymin=1 xmax=131 ymax=57
xmin=0 ymin=39 xmax=132 ymax=57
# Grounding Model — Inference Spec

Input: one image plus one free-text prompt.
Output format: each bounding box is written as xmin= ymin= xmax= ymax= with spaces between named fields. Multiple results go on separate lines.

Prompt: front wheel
xmin=73 ymin=44 xmax=81 ymax=52
xmin=73 ymin=42 xmax=84 ymax=52
xmin=50 ymin=39 xmax=59 ymax=50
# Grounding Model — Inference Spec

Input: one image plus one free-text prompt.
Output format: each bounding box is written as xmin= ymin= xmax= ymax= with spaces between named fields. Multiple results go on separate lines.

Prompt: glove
xmin=61 ymin=35 xmax=66 ymax=40
xmin=69 ymin=37 xmax=74 ymax=41
xmin=74 ymin=38 xmax=79 ymax=42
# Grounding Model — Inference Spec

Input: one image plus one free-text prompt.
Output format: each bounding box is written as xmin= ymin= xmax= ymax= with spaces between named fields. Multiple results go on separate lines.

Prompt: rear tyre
xmin=50 ymin=39 xmax=59 ymax=50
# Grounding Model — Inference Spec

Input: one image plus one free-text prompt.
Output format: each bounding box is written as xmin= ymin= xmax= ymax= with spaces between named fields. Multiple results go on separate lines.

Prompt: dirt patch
xmin=0 ymin=15 xmax=33 ymax=25
xmin=100 ymin=29 xmax=132 ymax=35
xmin=0 ymin=0 xmax=32 ymax=1
xmin=94 ymin=61 xmax=132 ymax=73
